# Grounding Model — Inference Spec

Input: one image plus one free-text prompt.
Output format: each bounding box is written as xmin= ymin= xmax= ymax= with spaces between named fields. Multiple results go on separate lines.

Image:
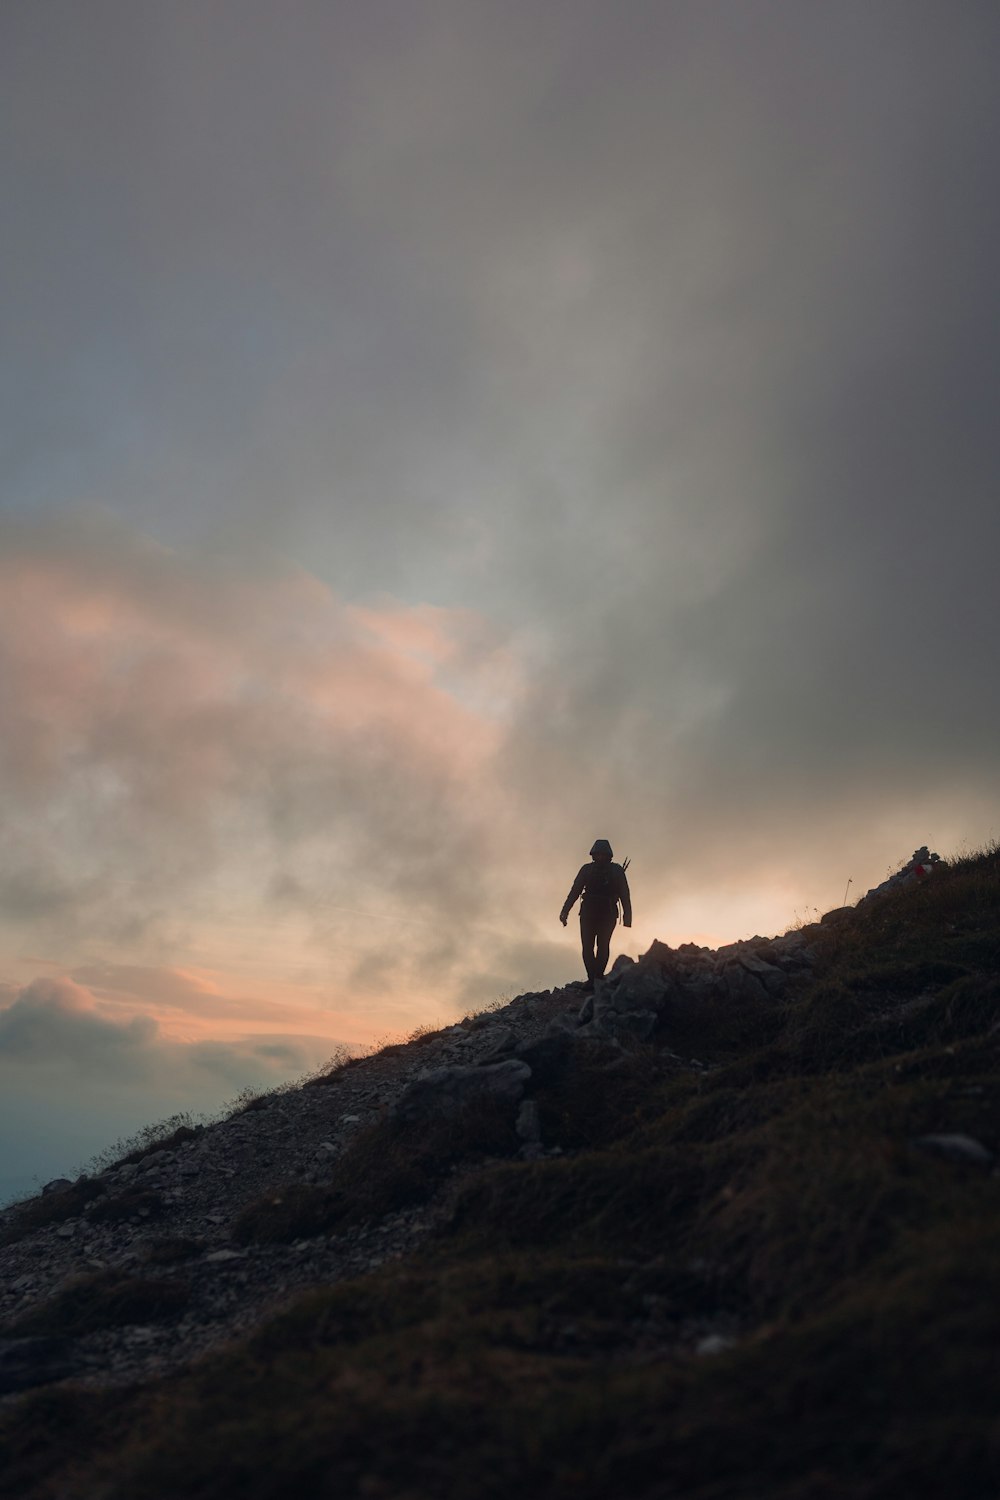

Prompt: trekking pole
xmin=622 ymin=856 xmax=630 ymax=873
xmin=842 ymin=877 xmax=852 ymax=907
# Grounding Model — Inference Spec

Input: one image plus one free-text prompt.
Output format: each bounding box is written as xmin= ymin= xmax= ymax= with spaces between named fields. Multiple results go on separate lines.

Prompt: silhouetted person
xmin=560 ymin=839 xmax=632 ymax=986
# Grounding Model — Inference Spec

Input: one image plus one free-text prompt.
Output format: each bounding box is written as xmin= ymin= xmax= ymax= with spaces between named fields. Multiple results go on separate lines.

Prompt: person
xmin=559 ymin=839 xmax=632 ymax=986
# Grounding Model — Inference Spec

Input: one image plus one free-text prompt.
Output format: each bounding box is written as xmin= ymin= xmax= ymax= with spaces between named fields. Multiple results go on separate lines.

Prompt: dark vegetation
xmin=5 ymin=1273 xmax=190 ymax=1339
xmin=0 ymin=1178 xmax=107 ymax=1246
xmin=115 ymin=1123 xmax=201 ymax=1165
xmin=3 ymin=845 xmax=1000 ymax=1498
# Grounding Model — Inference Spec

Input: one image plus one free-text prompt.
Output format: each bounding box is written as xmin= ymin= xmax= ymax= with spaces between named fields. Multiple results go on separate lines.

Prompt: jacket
xmin=560 ymin=861 xmax=632 ymax=926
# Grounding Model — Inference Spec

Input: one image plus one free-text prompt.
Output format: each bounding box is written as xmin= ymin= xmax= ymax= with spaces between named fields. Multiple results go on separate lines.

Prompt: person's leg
xmin=580 ymin=910 xmax=598 ymax=980
xmin=594 ymin=913 xmax=616 ymax=979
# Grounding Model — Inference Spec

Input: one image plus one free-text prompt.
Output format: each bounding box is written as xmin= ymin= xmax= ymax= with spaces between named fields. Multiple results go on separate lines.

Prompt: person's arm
xmin=618 ymin=867 xmax=632 ymax=927
xmin=559 ymin=866 xmax=588 ymax=926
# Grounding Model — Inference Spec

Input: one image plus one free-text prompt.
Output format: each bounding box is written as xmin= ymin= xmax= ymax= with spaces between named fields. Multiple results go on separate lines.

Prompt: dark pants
xmin=580 ymin=905 xmax=617 ymax=981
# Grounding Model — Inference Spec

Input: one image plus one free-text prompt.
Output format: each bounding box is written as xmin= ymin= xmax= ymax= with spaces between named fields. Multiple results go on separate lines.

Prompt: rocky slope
xmin=0 ymin=927 xmax=820 ymax=1398
xmin=2 ymin=847 xmax=999 ymax=1500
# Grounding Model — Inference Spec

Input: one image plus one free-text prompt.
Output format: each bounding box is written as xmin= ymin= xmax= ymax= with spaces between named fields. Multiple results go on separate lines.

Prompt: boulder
xmin=611 ymin=1009 xmax=658 ymax=1040
xmin=391 ymin=1059 xmax=532 ymax=1124
xmin=475 ymin=1026 xmax=517 ymax=1063
xmin=515 ymin=1100 xmax=542 ymax=1144
xmin=736 ymin=952 xmax=788 ymax=996
xmin=719 ymin=961 xmax=768 ymax=1003
xmin=609 ymin=954 xmax=635 ymax=975
xmin=514 ymin=1032 xmax=575 ymax=1086
xmin=636 ymin=939 xmax=675 ymax=972
xmin=913 ymin=1133 xmax=994 ymax=1167
xmin=609 ymin=967 xmax=673 ymax=1011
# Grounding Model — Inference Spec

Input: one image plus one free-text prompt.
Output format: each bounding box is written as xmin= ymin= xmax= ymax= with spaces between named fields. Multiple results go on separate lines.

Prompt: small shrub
xmin=86 ymin=1114 xmax=201 ymax=1175
xmin=5 ymin=1273 xmax=190 ymax=1338
xmin=304 ymin=1044 xmax=362 ymax=1086
xmin=0 ymin=1177 xmax=106 ymax=1247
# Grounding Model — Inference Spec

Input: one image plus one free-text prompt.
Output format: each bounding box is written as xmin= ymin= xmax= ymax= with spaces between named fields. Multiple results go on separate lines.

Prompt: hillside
xmin=2 ymin=845 xmax=999 ymax=1499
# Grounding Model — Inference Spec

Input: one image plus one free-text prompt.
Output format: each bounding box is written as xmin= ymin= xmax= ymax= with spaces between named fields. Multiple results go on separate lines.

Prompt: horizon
xmin=3 ymin=2 xmax=999 ymax=1192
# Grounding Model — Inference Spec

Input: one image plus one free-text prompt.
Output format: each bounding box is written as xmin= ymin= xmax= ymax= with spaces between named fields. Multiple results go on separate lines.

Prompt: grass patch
xmin=4 ymin=1273 xmax=190 ymax=1339
xmin=0 ymin=1177 xmax=106 ymax=1247
xmin=85 ymin=1114 xmax=202 ymax=1175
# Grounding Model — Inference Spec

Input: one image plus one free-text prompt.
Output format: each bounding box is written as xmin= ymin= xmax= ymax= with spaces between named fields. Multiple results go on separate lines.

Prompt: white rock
xmin=696 ymin=1334 xmax=736 ymax=1357
xmin=913 ymin=1133 xmax=994 ymax=1167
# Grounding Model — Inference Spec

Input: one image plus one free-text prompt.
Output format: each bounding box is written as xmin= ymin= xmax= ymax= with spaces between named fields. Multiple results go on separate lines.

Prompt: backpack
xmin=582 ymin=862 xmax=620 ymax=914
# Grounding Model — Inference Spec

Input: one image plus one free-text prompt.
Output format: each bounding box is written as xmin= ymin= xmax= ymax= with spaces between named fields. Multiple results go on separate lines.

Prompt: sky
xmin=2 ymin=0 xmax=999 ymax=1195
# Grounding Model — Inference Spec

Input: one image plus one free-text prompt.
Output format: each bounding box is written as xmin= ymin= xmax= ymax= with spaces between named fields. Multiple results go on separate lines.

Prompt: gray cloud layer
xmin=0 ymin=977 xmax=336 ymax=1193
xmin=2 ymin=4 xmax=1000 ymax=1178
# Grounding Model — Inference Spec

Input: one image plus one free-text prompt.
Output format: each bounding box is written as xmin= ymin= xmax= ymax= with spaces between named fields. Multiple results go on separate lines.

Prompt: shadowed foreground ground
xmin=2 ymin=846 xmax=999 ymax=1498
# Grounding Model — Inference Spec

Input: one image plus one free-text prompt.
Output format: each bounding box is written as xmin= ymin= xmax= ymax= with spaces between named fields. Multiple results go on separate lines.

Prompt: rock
xmin=544 ymin=1011 xmax=581 ymax=1035
xmin=719 ymin=962 xmax=768 ymax=1003
xmin=736 ymin=952 xmax=788 ymax=996
xmin=205 ymin=1249 xmax=246 ymax=1264
xmin=819 ymin=906 xmax=854 ymax=926
xmin=913 ymin=1133 xmax=994 ymax=1167
xmin=860 ymin=847 xmax=942 ymax=904
xmin=695 ymin=1333 xmax=736 ymax=1357
xmin=612 ymin=1009 xmax=658 ymax=1040
xmin=140 ymin=1149 xmax=175 ymax=1168
xmin=609 ymin=954 xmax=635 ymax=975
xmin=609 ymin=968 xmax=672 ymax=1011
xmin=390 ymin=1059 xmax=531 ymax=1124
xmin=41 ymin=1178 xmax=72 ymax=1196
xmin=0 ymin=1337 xmax=79 ymax=1395
xmin=475 ymin=1026 xmax=517 ymax=1063
xmin=638 ymin=939 xmax=675 ymax=971
xmin=514 ymin=1032 xmax=575 ymax=1086
xmin=515 ymin=1100 xmax=542 ymax=1144
xmin=55 ymin=1221 xmax=78 ymax=1238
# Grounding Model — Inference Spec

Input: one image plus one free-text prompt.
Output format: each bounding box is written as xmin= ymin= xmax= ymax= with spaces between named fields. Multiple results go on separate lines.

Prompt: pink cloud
xmin=0 ymin=513 xmax=506 ymax=818
xmin=0 ymin=512 xmax=536 ymax=1044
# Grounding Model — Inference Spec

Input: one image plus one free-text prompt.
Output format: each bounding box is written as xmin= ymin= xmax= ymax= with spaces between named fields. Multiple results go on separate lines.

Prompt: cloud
xmin=0 ymin=977 xmax=158 ymax=1063
xmin=0 ymin=511 xmax=516 ymax=976
xmin=0 ymin=972 xmax=344 ymax=1191
xmin=2 ymin=2 xmax=1000 ymax=1029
